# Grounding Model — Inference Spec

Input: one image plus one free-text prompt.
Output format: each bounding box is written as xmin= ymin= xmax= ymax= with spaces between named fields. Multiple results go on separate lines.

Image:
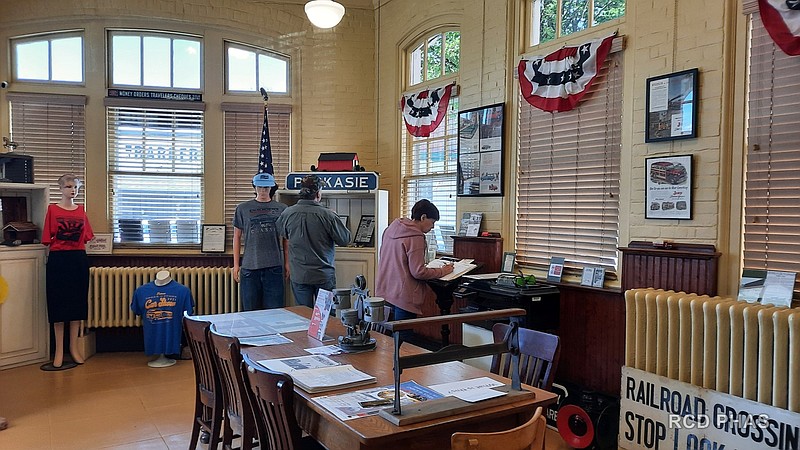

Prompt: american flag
xmin=258 ymin=106 xmax=274 ymax=174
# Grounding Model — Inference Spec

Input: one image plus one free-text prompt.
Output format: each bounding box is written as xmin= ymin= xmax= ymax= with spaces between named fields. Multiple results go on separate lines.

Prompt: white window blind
xmin=107 ymin=104 xmax=204 ymax=244
xmin=8 ymin=93 xmax=87 ymax=203
xmin=743 ymin=13 xmax=800 ymax=287
xmin=516 ymin=52 xmax=622 ymax=271
xmin=222 ymin=103 xmax=291 ymax=244
xmin=401 ymin=97 xmax=459 ymax=254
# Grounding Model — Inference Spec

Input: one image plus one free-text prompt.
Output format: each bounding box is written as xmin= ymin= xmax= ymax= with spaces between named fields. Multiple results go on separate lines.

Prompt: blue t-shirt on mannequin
xmin=131 ymin=271 xmax=193 ymax=363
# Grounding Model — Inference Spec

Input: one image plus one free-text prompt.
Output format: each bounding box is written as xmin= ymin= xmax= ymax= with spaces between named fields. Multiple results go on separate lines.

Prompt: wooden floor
xmin=0 ymin=352 xmax=573 ymax=449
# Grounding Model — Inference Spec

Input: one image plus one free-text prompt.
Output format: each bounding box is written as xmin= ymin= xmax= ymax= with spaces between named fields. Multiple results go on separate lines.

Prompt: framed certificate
xmin=201 ymin=224 xmax=226 ymax=253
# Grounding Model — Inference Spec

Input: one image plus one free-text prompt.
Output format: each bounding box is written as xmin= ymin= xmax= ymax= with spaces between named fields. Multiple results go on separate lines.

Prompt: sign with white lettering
xmin=107 ymin=89 xmax=202 ymax=102
xmin=619 ymin=366 xmax=800 ymax=450
xmin=285 ymin=172 xmax=378 ymax=191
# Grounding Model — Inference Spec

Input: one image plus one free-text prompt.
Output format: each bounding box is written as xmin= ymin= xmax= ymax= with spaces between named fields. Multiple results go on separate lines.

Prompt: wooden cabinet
xmin=0 ymin=247 xmax=48 ymax=369
xmin=451 ymin=236 xmax=504 ymax=273
xmin=0 ymin=181 xmax=49 ymax=369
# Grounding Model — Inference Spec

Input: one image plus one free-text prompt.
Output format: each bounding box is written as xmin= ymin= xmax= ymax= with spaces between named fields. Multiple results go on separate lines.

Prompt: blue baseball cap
xmin=252 ymin=173 xmax=276 ymax=187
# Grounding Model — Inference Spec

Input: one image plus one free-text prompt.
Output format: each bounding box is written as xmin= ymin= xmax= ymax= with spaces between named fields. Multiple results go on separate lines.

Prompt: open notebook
xmin=257 ymin=355 xmax=376 ymax=394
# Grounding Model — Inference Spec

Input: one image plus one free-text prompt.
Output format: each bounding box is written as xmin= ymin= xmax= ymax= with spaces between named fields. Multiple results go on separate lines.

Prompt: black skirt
xmin=46 ymin=250 xmax=89 ymax=323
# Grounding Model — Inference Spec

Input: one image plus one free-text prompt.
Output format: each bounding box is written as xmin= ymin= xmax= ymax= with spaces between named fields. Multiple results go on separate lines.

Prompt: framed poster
xmin=354 ymin=215 xmax=376 ymax=245
xmin=645 ymin=68 xmax=699 ymax=142
xmin=457 ymin=103 xmax=504 ymax=196
xmin=645 ymin=154 xmax=693 ymax=219
xmin=201 ymin=224 xmax=226 ymax=253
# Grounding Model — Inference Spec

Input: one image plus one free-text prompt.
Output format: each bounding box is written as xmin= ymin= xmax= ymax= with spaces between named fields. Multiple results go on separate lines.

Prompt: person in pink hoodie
xmin=375 ymin=200 xmax=454 ymax=332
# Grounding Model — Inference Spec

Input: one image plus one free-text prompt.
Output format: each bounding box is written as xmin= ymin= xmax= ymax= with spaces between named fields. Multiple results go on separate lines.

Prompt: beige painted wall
xmin=0 ymin=0 xmax=376 ymax=229
xmin=376 ymin=0 xmax=744 ymax=293
xmin=0 ymin=0 xmax=747 ymax=293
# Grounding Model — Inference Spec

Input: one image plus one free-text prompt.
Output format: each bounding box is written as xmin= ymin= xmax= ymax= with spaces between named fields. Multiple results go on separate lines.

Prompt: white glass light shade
xmin=304 ymin=0 xmax=345 ymax=29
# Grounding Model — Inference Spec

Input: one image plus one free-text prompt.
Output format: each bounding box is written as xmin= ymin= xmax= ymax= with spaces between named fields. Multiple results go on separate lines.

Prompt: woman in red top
xmin=41 ymin=174 xmax=94 ymax=370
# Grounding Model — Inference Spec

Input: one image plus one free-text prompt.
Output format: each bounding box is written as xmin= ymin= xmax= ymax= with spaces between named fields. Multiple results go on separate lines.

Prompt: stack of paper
xmin=257 ymin=355 xmax=376 ymax=394
xmin=427 ymin=258 xmax=478 ymax=281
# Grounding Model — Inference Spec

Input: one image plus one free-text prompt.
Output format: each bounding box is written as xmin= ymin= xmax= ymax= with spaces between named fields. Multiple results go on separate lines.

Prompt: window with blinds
xmin=743 ymin=13 xmax=800 ymax=289
xmin=222 ymin=104 xmax=291 ymax=244
xmin=107 ymin=105 xmax=204 ymax=244
xmin=401 ymin=98 xmax=459 ymax=254
xmin=8 ymin=93 xmax=87 ymax=202
xmin=516 ymin=52 xmax=622 ymax=272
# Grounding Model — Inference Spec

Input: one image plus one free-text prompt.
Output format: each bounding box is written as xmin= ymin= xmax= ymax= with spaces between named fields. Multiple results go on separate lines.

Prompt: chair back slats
xmin=209 ymin=328 xmax=258 ymax=450
xmin=491 ymin=323 xmax=561 ymax=391
xmin=451 ymin=406 xmax=546 ymax=450
xmin=183 ymin=315 xmax=225 ymax=450
xmin=242 ymin=353 xmax=305 ymax=450
xmin=366 ymin=306 xmax=393 ymax=336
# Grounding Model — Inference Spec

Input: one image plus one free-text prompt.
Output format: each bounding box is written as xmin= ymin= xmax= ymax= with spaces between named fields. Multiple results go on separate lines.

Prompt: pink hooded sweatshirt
xmin=375 ymin=218 xmax=450 ymax=315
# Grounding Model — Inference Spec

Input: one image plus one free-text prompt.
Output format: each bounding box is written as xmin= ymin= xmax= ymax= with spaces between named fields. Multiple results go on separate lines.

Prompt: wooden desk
xmin=232 ymin=307 xmax=557 ymax=450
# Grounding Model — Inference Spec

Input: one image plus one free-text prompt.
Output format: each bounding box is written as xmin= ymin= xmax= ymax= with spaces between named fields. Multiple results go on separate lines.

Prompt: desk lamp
xmin=338 ymin=275 xmax=385 ymax=352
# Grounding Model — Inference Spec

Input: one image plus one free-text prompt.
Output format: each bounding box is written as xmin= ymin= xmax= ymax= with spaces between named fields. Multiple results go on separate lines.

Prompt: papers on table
xmin=312 ymin=381 xmax=444 ymax=421
xmin=238 ymin=334 xmax=292 ymax=347
xmin=257 ymin=355 xmax=376 ymax=393
xmin=427 ymin=258 xmax=478 ymax=281
xmin=193 ymin=308 xmax=309 ymax=345
xmin=305 ymin=345 xmax=344 ymax=356
xmin=429 ymin=377 xmax=507 ymax=403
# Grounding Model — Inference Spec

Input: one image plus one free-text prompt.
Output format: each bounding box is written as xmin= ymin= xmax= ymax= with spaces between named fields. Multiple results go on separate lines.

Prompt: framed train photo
xmin=645 ymin=154 xmax=692 ymax=220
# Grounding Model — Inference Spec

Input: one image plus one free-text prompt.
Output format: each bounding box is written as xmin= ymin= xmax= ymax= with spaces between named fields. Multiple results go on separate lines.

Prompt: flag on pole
xmin=258 ymin=105 xmax=274 ymax=175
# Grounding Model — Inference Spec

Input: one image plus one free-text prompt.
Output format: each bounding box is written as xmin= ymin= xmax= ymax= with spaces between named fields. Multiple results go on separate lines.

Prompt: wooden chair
xmin=491 ymin=323 xmax=561 ymax=391
xmin=451 ymin=406 xmax=546 ymax=450
xmin=241 ymin=353 xmax=324 ymax=450
xmin=209 ymin=328 xmax=258 ymax=450
xmin=183 ymin=315 xmax=226 ymax=450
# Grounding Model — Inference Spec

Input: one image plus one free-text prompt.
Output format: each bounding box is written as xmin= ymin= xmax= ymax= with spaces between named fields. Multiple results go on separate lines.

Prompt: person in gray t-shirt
xmin=233 ymin=173 xmax=288 ymax=310
xmin=277 ymin=174 xmax=351 ymax=307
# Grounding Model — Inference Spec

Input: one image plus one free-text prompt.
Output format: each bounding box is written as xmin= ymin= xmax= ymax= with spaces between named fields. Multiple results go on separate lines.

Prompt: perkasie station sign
xmin=619 ymin=367 xmax=800 ymax=450
xmin=285 ymin=172 xmax=378 ymax=192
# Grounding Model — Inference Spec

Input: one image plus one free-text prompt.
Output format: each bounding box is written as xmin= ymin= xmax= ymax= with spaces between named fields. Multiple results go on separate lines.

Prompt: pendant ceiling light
xmin=304 ymin=0 xmax=346 ymax=29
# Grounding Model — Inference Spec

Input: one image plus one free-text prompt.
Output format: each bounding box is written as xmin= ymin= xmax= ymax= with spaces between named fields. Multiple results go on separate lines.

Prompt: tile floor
xmin=0 ymin=352 xmax=573 ymax=449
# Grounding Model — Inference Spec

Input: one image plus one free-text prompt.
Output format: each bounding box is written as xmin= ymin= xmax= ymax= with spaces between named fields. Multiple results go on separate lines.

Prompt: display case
xmin=0 ymin=182 xmax=49 ymax=369
xmin=276 ymin=172 xmax=388 ymax=298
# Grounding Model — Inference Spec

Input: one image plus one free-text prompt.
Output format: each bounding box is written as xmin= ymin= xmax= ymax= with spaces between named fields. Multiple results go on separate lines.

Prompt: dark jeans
xmin=239 ymin=266 xmax=285 ymax=311
xmin=391 ymin=304 xmax=417 ymax=342
xmin=291 ymin=277 xmax=336 ymax=308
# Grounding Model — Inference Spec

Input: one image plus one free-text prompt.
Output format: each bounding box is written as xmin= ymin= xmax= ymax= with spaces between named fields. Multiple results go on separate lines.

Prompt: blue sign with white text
xmin=285 ymin=172 xmax=379 ymax=191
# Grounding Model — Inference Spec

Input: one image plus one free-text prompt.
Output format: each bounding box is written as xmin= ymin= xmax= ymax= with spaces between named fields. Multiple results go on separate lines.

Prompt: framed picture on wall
xmin=457 ymin=103 xmax=504 ymax=196
xmin=645 ymin=154 xmax=693 ymax=220
xmin=645 ymin=68 xmax=699 ymax=143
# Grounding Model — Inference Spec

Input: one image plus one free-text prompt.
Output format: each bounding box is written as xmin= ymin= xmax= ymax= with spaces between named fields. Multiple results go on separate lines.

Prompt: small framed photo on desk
xmin=501 ymin=252 xmax=516 ymax=273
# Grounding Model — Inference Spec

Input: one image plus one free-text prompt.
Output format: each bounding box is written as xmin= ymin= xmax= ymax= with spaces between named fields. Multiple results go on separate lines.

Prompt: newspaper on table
xmin=311 ymin=380 xmax=444 ymax=421
xmin=238 ymin=333 xmax=292 ymax=347
xmin=194 ymin=308 xmax=309 ymax=339
xmin=257 ymin=355 xmax=376 ymax=393
xmin=429 ymin=377 xmax=507 ymax=402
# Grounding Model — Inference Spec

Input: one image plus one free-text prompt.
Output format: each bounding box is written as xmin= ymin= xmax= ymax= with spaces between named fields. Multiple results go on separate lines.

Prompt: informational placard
xmin=737 ymin=269 xmax=796 ymax=307
xmin=201 ymin=224 xmax=226 ymax=253
xmin=85 ymin=233 xmax=113 ymax=255
xmin=308 ymin=289 xmax=334 ymax=341
xmin=619 ymin=366 xmax=800 ymax=450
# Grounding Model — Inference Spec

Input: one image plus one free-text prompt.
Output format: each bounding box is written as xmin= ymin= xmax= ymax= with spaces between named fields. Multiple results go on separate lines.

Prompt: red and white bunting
xmin=401 ymin=83 xmax=455 ymax=137
xmin=759 ymin=0 xmax=800 ymax=56
xmin=518 ymin=34 xmax=615 ymax=113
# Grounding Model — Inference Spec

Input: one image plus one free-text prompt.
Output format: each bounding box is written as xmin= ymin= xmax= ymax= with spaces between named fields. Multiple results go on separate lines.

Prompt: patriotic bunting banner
xmin=758 ymin=0 xmax=800 ymax=56
xmin=401 ymin=83 xmax=455 ymax=137
xmin=258 ymin=106 xmax=274 ymax=175
xmin=517 ymin=34 xmax=615 ymax=113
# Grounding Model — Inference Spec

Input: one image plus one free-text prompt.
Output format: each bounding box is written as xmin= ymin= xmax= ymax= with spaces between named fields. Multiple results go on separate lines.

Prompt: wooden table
xmin=228 ymin=306 xmax=557 ymax=450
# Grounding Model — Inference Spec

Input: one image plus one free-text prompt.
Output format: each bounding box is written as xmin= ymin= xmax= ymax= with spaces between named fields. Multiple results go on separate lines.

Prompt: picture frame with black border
xmin=354 ymin=215 xmax=376 ymax=245
xmin=645 ymin=68 xmax=699 ymax=143
xmin=501 ymin=252 xmax=516 ymax=273
xmin=457 ymin=103 xmax=504 ymax=197
xmin=645 ymin=154 xmax=693 ymax=220
xmin=201 ymin=224 xmax=226 ymax=253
